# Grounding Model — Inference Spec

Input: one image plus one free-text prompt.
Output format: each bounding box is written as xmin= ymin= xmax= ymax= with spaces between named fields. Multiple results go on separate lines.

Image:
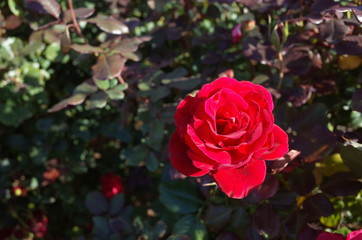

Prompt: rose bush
xmin=170 ymin=77 xmax=289 ymax=198
xmin=317 ymin=229 xmax=362 ymax=240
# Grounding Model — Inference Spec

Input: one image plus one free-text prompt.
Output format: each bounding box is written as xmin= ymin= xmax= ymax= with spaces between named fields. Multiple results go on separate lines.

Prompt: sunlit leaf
xmin=47 ymin=94 xmax=86 ymax=113
xmin=88 ymin=14 xmax=129 ymax=35
xmin=92 ymin=54 xmax=126 ymax=80
xmin=25 ymin=0 xmax=61 ymax=19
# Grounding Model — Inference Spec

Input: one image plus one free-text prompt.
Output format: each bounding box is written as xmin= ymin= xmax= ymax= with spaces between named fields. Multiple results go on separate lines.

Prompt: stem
xmin=117 ymin=75 xmax=126 ymax=84
xmin=277 ymin=51 xmax=284 ymax=89
xmin=67 ymin=0 xmax=82 ymax=36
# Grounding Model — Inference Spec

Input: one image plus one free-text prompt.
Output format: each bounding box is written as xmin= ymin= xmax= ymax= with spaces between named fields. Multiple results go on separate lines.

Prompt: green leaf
xmin=86 ymin=92 xmax=107 ymax=109
xmin=0 ymin=103 xmax=32 ymax=127
xmin=127 ymin=145 xmax=149 ymax=166
xmin=85 ymin=191 xmax=109 ymax=215
xmin=167 ymin=234 xmax=192 ymax=240
xmin=252 ymin=74 xmax=269 ymax=84
xmin=162 ymin=77 xmax=200 ymax=91
xmin=44 ymin=42 xmax=60 ymax=61
xmin=95 ymin=79 xmax=111 ymax=90
xmin=92 ymin=54 xmax=126 ymax=80
xmin=106 ymin=84 xmax=127 ymax=100
xmin=146 ymin=152 xmax=158 ymax=172
xmin=340 ymin=145 xmax=362 ymax=177
xmin=320 ymin=212 xmax=341 ymax=228
xmin=159 ymin=180 xmax=202 ymax=214
xmin=109 ymin=194 xmax=125 ymax=216
xmin=150 ymin=86 xmax=171 ymax=102
xmin=74 ymin=80 xmax=98 ymax=94
xmin=173 ymin=215 xmax=207 ymax=240
xmin=8 ymin=0 xmax=22 ymax=16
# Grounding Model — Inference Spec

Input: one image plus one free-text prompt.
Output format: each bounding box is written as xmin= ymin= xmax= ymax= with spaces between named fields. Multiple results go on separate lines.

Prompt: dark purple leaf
xmin=292 ymin=125 xmax=336 ymax=163
xmin=88 ymin=14 xmax=129 ymax=35
xmin=352 ymin=88 xmax=362 ymax=113
xmin=47 ymin=94 xmax=86 ymax=113
xmin=250 ymin=174 xmax=279 ymax=201
xmin=92 ymin=54 xmax=126 ymax=80
xmin=85 ymin=191 xmax=109 ymax=215
xmin=109 ymin=217 xmax=132 ymax=234
xmin=216 ymin=232 xmax=240 ymax=240
xmin=230 ymin=208 xmax=251 ymax=236
xmin=321 ymin=172 xmax=362 ymax=196
xmin=285 ymin=211 xmax=306 ymax=239
xmin=303 ymin=193 xmax=334 ymax=221
xmin=270 ymin=191 xmax=298 ymax=208
xmin=319 ymin=19 xmax=350 ymax=44
xmin=253 ymin=204 xmax=280 ymax=238
xmin=243 ymin=38 xmax=276 ymax=65
xmin=289 ymin=169 xmax=315 ymax=195
xmin=291 ymin=103 xmax=327 ymax=130
xmin=311 ymin=0 xmax=339 ymax=14
xmin=205 ymin=205 xmax=233 ymax=232
xmin=25 ymin=0 xmax=61 ymax=19
xmin=282 ymin=85 xmax=314 ymax=107
xmin=63 ymin=7 xmax=95 ymax=23
xmin=324 ymin=6 xmax=362 ymax=23
xmin=334 ymin=36 xmax=362 ymax=55
xmin=340 ymin=145 xmax=362 ymax=178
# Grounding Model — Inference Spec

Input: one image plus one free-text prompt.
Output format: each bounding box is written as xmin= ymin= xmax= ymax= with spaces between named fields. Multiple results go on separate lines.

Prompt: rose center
xmin=216 ymin=112 xmax=239 ymax=134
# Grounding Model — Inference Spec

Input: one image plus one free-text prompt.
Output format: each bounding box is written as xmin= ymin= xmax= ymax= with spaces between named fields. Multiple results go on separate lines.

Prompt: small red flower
xmin=231 ymin=23 xmax=242 ymax=43
xmin=101 ymin=173 xmax=125 ymax=198
xmin=169 ymin=77 xmax=289 ymax=199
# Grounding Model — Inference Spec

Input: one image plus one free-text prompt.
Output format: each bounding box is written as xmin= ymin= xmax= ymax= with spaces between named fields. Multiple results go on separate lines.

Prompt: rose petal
xmin=317 ymin=232 xmax=346 ymax=240
xmin=175 ymin=95 xmax=196 ymax=136
xmin=347 ymin=229 xmax=362 ymax=240
xmin=169 ymin=132 xmax=209 ymax=177
xmin=186 ymin=125 xmax=232 ymax=164
xmin=211 ymin=159 xmax=266 ymax=199
xmin=262 ymin=125 xmax=289 ymax=160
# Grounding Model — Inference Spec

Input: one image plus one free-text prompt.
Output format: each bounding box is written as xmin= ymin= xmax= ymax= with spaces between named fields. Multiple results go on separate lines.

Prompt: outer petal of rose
xmin=169 ymin=132 xmax=210 ymax=177
xmin=174 ymin=95 xmax=196 ymax=135
xmin=211 ymin=160 xmax=266 ymax=199
xmin=316 ymin=232 xmax=346 ymax=240
xmin=262 ymin=125 xmax=289 ymax=160
xmin=347 ymin=229 xmax=362 ymax=240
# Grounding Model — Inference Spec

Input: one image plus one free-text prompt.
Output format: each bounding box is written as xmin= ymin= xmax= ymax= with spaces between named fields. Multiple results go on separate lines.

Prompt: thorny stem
xmin=67 ymin=0 xmax=82 ymax=36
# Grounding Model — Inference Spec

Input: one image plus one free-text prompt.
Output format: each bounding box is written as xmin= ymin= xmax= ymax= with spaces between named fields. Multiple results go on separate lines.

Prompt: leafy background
xmin=0 ymin=0 xmax=362 ymax=239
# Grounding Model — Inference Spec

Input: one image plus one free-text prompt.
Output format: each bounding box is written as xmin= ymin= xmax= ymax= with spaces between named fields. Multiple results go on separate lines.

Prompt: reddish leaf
xmin=319 ymin=19 xmax=350 ymax=44
xmin=334 ymin=36 xmax=362 ymax=55
xmin=63 ymin=7 xmax=95 ymax=23
xmin=88 ymin=15 xmax=129 ymax=35
xmin=71 ymin=44 xmax=104 ymax=54
xmin=60 ymin=28 xmax=71 ymax=53
xmin=5 ymin=15 xmax=22 ymax=30
xmin=25 ymin=0 xmax=61 ymax=19
xmin=303 ymin=193 xmax=334 ymax=221
xmin=47 ymin=94 xmax=86 ymax=113
xmin=92 ymin=54 xmax=126 ymax=80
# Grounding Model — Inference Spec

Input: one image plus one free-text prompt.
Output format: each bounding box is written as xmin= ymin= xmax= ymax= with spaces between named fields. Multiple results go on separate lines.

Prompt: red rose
xmin=101 ymin=173 xmax=125 ymax=198
xmin=317 ymin=229 xmax=362 ymax=240
xmin=169 ymin=77 xmax=288 ymax=199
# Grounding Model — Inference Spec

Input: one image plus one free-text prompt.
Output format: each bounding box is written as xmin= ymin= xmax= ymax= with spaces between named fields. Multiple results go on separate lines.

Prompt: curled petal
xmin=211 ymin=159 xmax=266 ymax=199
xmin=169 ymin=132 xmax=209 ymax=177
xmin=262 ymin=125 xmax=289 ymax=160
